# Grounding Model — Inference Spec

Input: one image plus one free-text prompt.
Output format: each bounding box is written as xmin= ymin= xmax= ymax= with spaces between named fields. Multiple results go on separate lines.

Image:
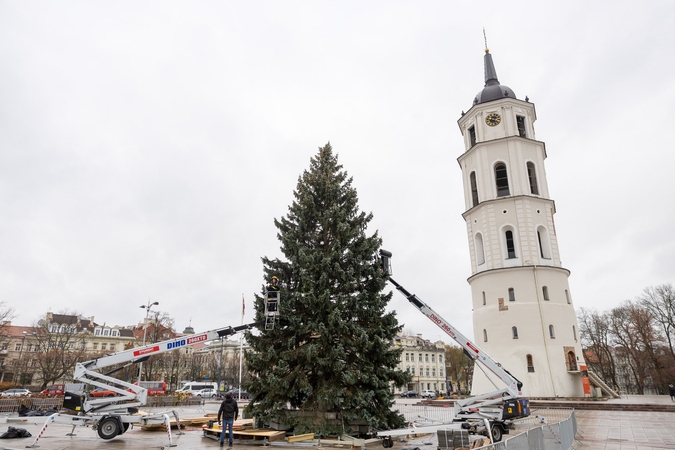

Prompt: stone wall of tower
xmin=456 ymin=70 xmax=586 ymax=397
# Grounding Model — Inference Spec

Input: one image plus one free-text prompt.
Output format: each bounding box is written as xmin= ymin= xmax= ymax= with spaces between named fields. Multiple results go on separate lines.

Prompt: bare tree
xmin=445 ymin=345 xmax=472 ymax=393
xmin=640 ymin=284 xmax=675 ymax=360
xmin=578 ymin=307 xmax=618 ymax=387
xmin=32 ymin=313 xmax=88 ymax=389
xmin=140 ymin=310 xmax=175 ymax=382
xmin=0 ymin=301 xmax=16 ymax=347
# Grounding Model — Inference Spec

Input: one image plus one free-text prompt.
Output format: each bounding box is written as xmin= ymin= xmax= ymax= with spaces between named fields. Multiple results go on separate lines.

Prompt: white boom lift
xmin=28 ymin=295 xmax=280 ymax=448
xmin=376 ymin=250 xmax=529 ymax=447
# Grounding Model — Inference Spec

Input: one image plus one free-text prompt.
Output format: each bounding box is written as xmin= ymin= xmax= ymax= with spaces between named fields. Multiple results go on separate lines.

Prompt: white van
xmin=175 ymin=381 xmax=218 ymax=395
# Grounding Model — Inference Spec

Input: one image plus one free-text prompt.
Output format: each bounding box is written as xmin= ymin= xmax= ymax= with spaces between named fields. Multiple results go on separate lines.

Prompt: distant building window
xmin=483 ymin=329 xmax=488 ymax=342
xmin=527 ymin=354 xmax=535 ymax=372
xmin=406 ymin=353 xmax=409 ymax=361
xmin=549 ymin=325 xmax=555 ymax=339
xmin=103 ymin=329 xmax=110 ymax=336
xmin=482 ymin=291 xmax=486 ymax=306
xmin=470 ymin=172 xmax=479 ymax=207
xmin=419 ymin=354 xmax=422 ymax=362
xmin=426 ymin=368 xmax=430 ymax=376
xmin=95 ymin=329 xmax=101 ymax=336
xmin=92 ymin=343 xmax=98 ymax=350
xmin=14 ymin=344 xmax=21 ymax=352
xmin=512 ymin=326 xmax=519 ymax=339
xmin=439 ymin=355 xmax=443 ymax=363
xmin=505 ymin=230 xmax=517 ymax=259
xmin=469 ymin=125 xmax=476 ymax=147
xmin=527 ymin=162 xmax=539 ymax=195
xmin=495 ymin=163 xmax=510 ymax=197
xmin=573 ymin=326 xmax=577 ymax=342
xmin=432 ymin=368 xmax=436 ymax=376
xmin=425 ymin=354 xmax=429 ymax=362
xmin=412 ymin=367 xmax=415 ymax=375
xmin=508 ymin=288 xmax=516 ymax=301
xmin=565 ymin=290 xmax=571 ymax=304
xmin=543 ymin=286 xmax=550 ymax=301
xmin=517 ymin=115 xmax=527 ymax=137
xmin=101 ymin=343 xmax=106 ymax=351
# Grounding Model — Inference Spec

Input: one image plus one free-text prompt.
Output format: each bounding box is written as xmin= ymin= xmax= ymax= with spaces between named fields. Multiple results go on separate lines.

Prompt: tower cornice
xmin=467 ymin=264 xmax=571 ymax=284
xmin=457 ymin=135 xmax=547 ymax=168
xmin=461 ymin=195 xmax=556 ymax=219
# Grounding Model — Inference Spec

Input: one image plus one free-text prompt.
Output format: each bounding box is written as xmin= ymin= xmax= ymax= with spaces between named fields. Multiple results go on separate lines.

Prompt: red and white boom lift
xmin=28 ymin=295 xmax=280 ymax=448
xmin=376 ymin=250 xmax=529 ymax=447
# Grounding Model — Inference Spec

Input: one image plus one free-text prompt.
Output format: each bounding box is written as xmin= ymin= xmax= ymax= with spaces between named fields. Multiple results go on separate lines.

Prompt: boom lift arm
xmin=73 ymin=321 xmax=265 ymax=414
xmin=378 ymin=250 xmax=528 ymax=423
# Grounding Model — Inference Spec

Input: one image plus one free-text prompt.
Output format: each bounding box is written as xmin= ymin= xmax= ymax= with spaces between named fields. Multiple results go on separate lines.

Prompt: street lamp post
xmin=138 ymin=300 xmax=159 ymax=384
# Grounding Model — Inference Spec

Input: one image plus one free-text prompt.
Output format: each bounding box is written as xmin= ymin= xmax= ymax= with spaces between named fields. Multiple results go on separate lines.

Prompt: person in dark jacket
xmin=217 ymin=392 xmax=238 ymax=447
xmin=669 ymin=384 xmax=675 ymax=401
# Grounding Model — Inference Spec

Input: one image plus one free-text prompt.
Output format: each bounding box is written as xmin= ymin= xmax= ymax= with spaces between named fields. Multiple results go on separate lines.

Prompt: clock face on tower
xmin=485 ymin=113 xmax=501 ymax=127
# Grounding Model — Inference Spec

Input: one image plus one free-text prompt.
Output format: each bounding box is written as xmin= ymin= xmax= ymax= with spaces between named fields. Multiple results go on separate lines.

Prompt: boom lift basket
xmin=265 ymin=291 xmax=280 ymax=330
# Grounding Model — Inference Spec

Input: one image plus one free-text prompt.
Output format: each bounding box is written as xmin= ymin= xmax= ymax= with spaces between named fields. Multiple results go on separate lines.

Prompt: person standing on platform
xmin=218 ymin=392 xmax=238 ymax=447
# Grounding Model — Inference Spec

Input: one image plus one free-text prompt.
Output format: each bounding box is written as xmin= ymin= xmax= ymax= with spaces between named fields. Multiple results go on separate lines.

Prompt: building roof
xmin=473 ymin=49 xmax=516 ymax=105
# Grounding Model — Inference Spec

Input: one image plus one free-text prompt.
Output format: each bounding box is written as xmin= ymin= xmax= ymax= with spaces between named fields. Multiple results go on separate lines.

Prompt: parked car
xmin=400 ymin=390 xmax=418 ymax=398
xmin=89 ymin=388 xmax=118 ymax=397
xmin=0 ymin=388 xmax=31 ymax=397
xmin=421 ymin=390 xmax=437 ymax=398
xmin=195 ymin=388 xmax=217 ymax=398
xmin=41 ymin=383 xmax=86 ymax=397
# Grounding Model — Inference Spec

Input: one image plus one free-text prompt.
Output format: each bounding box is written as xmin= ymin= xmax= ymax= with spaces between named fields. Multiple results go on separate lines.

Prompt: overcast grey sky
xmin=1 ymin=1 xmax=674 ymax=342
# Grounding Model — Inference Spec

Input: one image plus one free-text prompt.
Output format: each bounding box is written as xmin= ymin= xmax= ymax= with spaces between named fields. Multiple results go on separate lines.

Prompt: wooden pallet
xmin=203 ymin=427 xmax=286 ymax=443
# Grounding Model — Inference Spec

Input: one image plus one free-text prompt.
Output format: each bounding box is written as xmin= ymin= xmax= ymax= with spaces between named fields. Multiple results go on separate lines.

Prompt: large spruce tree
xmin=245 ymin=143 xmax=408 ymax=436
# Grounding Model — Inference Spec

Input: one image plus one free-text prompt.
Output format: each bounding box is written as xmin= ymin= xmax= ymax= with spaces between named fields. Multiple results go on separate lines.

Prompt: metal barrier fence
xmin=477 ymin=410 xmax=577 ymax=450
xmin=0 ymin=398 xmax=62 ymax=413
xmin=393 ymin=402 xmax=456 ymax=425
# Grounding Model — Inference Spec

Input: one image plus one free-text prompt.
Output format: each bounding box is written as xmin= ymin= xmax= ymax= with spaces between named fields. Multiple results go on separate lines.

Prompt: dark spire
xmin=473 ymin=47 xmax=516 ymax=105
xmin=484 ymin=49 xmax=500 ymax=87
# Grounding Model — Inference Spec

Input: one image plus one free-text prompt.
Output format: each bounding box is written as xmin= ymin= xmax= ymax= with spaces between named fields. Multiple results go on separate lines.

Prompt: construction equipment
xmin=28 ymin=297 xmax=279 ymax=448
xmin=376 ymin=250 xmax=529 ymax=446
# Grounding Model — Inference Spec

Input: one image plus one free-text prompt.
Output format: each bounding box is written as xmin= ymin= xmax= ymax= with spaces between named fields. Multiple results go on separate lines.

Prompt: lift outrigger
xmin=376 ymin=250 xmax=529 ymax=447
xmin=28 ymin=294 xmax=280 ymax=448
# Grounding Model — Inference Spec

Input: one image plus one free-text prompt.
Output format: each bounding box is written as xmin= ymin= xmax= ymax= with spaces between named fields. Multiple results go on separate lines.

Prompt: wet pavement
xmin=0 ymin=396 xmax=672 ymax=450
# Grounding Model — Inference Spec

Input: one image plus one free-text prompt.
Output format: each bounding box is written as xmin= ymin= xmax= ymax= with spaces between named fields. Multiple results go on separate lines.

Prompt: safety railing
xmin=476 ymin=410 xmax=577 ymax=450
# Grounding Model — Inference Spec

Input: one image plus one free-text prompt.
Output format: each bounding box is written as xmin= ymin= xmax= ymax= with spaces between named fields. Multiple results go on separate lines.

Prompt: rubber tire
xmin=106 ymin=394 xmax=115 ymax=397
xmin=121 ymin=423 xmax=130 ymax=434
xmin=382 ymin=437 xmax=393 ymax=448
xmin=491 ymin=424 xmax=503 ymax=442
xmin=98 ymin=417 xmax=121 ymax=440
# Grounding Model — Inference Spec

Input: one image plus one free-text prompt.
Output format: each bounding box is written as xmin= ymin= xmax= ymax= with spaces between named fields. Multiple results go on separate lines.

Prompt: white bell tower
xmin=457 ymin=48 xmax=587 ymax=397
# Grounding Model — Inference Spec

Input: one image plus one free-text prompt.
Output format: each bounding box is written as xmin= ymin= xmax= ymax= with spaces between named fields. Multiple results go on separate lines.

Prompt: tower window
xmin=549 ymin=325 xmax=555 ymax=339
xmin=542 ymin=286 xmax=550 ymax=301
xmin=505 ymin=230 xmax=516 ymax=259
xmin=475 ymin=233 xmax=485 ymax=265
xmin=537 ymin=226 xmax=551 ymax=259
xmin=526 ymin=354 xmax=534 ymax=372
xmin=482 ymin=291 xmax=486 ymax=306
xmin=565 ymin=290 xmax=571 ymax=304
xmin=527 ymin=162 xmax=539 ymax=195
xmin=517 ymin=115 xmax=527 ymax=137
xmin=470 ymin=172 xmax=479 ymax=207
xmin=495 ymin=163 xmax=510 ymax=197
xmin=512 ymin=326 xmax=518 ymax=339
xmin=508 ymin=288 xmax=516 ymax=301
xmin=483 ymin=329 xmax=488 ymax=342
xmin=469 ymin=126 xmax=476 ymax=147
xmin=573 ymin=325 xmax=577 ymax=342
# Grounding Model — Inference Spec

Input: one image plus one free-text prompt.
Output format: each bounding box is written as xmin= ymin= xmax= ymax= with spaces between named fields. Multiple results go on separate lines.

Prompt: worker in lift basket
xmin=266 ymin=276 xmax=280 ymax=312
xmin=218 ymin=392 xmax=239 ymax=447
